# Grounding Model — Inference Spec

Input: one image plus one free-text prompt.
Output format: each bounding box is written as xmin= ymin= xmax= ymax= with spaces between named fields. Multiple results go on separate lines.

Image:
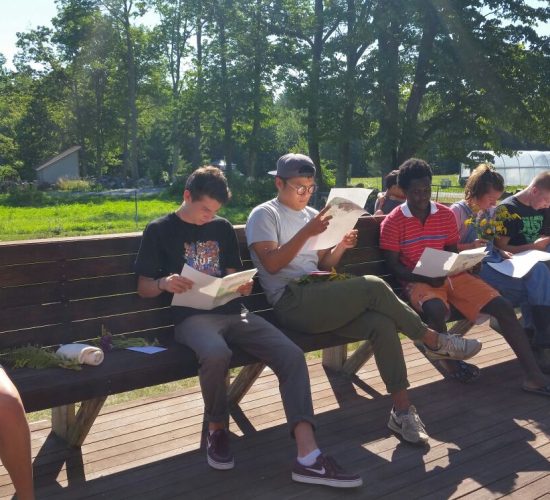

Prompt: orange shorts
xmin=405 ymin=272 xmax=500 ymax=322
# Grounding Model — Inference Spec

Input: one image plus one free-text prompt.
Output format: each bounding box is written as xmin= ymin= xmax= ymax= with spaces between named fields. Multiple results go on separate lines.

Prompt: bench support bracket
xmin=341 ymin=341 xmax=375 ymax=377
xmin=227 ymin=363 xmax=265 ymax=406
xmin=322 ymin=345 xmax=348 ymax=371
xmin=52 ymin=396 xmax=107 ymax=447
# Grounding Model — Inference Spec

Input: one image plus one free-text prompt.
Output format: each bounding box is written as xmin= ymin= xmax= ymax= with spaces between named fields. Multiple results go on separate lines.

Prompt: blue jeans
xmin=479 ymin=261 xmax=550 ymax=346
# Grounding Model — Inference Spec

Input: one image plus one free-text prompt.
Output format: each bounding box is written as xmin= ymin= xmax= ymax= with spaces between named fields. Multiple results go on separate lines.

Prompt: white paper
xmin=326 ymin=188 xmax=373 ymax=208
xmin=171 ymin=265 xmax=257 ymax=310
xmin=412 ymin=247 xmax=487 ymax=278
xmin=487 ymin=249 xmax=550 ymax=278
xmin=303 ymin=197 xmax=367 ymax=251
xmin=126 ymin=346 xmax=167 ymax=354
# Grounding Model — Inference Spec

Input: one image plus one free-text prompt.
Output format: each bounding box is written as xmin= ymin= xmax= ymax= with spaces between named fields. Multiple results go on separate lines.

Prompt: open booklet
xmin=303 ymin=188 xmax=371 ymax=251
xmin=487 ymin=249 xmax=550 ymax=279
xmin=171 ymin=265 xmax=257 ymax=310
xmin=412 ymin=247 xmax=487 ymax=278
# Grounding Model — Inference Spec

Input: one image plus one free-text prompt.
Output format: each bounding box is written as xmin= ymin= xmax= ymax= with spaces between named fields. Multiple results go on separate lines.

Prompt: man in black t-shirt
xmin=135 ymin=166 xmax=361 ymax=488
xmin=496 ymin=171 xmax=550 ymax=252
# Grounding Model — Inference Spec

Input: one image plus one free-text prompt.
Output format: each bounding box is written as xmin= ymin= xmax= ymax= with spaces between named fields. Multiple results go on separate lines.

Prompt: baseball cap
xmin=268 ymin=153 xmax=316 ymax=178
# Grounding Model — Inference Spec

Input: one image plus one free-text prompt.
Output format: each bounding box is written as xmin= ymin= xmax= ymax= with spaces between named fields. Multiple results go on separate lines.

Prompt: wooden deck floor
xmin=2 ymin=323 xmax=550 ymax=499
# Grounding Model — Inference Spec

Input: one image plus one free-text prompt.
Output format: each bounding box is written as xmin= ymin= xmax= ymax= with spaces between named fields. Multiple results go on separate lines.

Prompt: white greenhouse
xmin=460 ymin=150 xmax=550 ymax=187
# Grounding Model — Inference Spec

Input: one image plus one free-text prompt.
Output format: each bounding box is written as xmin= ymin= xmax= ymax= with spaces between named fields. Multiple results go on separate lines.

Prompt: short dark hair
xmin=397 ymin=158 xmax=433 ymax=191
xmin=384 ymin=170 xmax=400 ymax=190
xmin=185 ymin=166 xmax=231 ymax=204
xmin=465 ymin=163 xmax=504 ymax=201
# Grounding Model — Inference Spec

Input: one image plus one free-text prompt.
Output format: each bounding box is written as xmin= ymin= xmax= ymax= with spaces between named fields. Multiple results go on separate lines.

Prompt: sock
xmin=297 ymin=448 xmax=321 ymax=466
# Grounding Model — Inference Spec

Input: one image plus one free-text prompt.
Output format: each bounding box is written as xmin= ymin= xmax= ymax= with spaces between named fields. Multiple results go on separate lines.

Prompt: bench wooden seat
xmin=0 ymin=215 xmax=472 ymax=448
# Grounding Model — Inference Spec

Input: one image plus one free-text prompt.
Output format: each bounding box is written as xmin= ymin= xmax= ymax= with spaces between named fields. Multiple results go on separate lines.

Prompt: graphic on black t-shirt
xmin=184 ymin=241 xmax=221 ymax=276
xmin=520 ymin=215 xmax=544 ymax=243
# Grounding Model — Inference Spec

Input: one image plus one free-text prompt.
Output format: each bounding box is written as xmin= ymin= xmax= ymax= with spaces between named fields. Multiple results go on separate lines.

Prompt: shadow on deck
xmin=2 ymin=324 xmax=550 ymax=499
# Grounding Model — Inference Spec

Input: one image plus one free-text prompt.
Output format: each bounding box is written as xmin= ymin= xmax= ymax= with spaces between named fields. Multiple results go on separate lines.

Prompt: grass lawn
xmin=0 ymin=196 xmax=251 ymax=241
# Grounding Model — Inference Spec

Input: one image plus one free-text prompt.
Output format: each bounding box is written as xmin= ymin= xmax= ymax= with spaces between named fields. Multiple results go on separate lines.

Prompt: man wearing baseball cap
xmin=246 ymin=153 xmax=482 ymax=448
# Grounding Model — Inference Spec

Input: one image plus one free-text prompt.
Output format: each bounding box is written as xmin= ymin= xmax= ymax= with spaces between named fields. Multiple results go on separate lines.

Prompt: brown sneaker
xmin=291 ymin=454 xmax=362 ymax=488
xmin=206 ymin=429 xmax=234 ymax=470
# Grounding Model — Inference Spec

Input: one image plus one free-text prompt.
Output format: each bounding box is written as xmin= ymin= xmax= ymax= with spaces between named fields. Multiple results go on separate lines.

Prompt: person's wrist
xmin=157 ymin=277 xmax=164 ymax=292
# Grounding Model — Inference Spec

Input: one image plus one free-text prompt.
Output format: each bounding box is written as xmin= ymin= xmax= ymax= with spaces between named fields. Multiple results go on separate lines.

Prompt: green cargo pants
xmin=274 ymin=275 xmax=428 ymax=394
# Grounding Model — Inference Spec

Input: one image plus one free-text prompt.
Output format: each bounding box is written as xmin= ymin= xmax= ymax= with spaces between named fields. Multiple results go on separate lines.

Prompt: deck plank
xmin=1 ymin=323 xmax=549 ymax=499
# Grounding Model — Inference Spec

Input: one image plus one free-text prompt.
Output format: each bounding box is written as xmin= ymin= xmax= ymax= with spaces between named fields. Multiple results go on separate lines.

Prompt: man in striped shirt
xmin=380 ymin=158 xmax=550 ymax=392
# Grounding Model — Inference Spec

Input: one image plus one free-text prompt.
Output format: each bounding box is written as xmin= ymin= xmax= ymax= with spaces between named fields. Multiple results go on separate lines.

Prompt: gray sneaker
xmin=424 ymin=333 xmax=482 ymax=361
xmin=388 ymin=406 xmax=429 ymax=444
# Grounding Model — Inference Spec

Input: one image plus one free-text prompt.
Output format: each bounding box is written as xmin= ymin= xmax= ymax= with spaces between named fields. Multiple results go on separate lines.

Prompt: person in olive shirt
xmin=135 ymin=166 xmax=361 ymax=488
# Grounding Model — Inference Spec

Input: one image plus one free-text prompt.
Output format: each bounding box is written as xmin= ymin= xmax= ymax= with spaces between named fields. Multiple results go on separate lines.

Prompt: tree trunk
xmin=398 ymin=4 xmax=438 ymax=164
xmin=192 ymin=2 xmax=203 ymax=168
xmin=375 ymin=0 xmax=400 ymax=177
xmin=217 ymin=0 xmax=233 ymax=170
xmin=247 ymin=0 xmax=263 ymax=178
xmin=124 ymin=14 xmax=139 ymax=181
xmin=308 ymin=0 xmax=325 ymax=190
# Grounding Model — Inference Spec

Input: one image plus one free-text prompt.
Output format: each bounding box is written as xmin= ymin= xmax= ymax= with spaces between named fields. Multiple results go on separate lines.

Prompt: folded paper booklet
xmin=412 ymin=247 xmax=487 ymax=278
xmin=487 ymin=249 xmax=550 ymax=279
xmin=171 ymin=265 xmax=257 ymax=310
xmin=303 ymin=192 xmax=368 ymax=251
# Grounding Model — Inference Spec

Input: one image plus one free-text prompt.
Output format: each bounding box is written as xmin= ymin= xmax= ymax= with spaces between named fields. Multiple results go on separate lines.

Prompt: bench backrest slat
xmin=0 ymin=216 xmax=385 ymax=350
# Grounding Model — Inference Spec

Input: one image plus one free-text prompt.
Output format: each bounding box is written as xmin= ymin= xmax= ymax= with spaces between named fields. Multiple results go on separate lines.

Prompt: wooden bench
xmin=0 ymin=215 xmax=472 ymax=449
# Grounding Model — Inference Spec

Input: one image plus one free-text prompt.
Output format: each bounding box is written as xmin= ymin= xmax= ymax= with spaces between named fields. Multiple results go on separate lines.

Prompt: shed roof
xmin=35 ymin=146 xmax=81 ymax=172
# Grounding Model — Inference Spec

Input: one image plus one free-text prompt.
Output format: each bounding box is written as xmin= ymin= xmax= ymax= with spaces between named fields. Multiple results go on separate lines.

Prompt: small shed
xmin=35 ymin=146 xmax=81 ymax=184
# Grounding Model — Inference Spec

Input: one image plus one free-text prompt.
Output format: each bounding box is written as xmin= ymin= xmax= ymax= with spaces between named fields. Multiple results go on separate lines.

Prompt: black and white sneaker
xmin=206 ymin=429 xmax=234 ymax=470
xmin=292 ymin=454 xmax=363 ymax=488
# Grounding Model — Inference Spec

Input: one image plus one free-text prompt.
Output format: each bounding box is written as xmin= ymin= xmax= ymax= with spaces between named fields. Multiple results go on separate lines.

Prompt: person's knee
xmin=0 ymin=391 xmax=26 ymax=424
xmin=485 ymin=296 xmax=516 ymax=321
xmin=421 ymin=299 xmax=447 ymax=329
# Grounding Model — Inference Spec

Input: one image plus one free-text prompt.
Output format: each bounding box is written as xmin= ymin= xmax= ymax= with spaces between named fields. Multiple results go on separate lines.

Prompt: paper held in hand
xmin=412 ymin=247 xmax=487 ymax=278
xmin=487 ymin=249 xmax=550 ymax=279
xmin=171 ymin=265 xmax=257 ymax=310
xmin=303 ymin=188 xmax=370 ymax=251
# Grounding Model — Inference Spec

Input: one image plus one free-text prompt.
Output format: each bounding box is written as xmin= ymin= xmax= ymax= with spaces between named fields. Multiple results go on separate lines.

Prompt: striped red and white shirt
xmin=380 ymin=201 xmax=459 ymax=271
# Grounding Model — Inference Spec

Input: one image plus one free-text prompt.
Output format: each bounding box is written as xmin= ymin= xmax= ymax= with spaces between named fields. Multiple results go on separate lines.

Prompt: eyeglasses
xmin=285 ymin=182 xmax=318 ymax=195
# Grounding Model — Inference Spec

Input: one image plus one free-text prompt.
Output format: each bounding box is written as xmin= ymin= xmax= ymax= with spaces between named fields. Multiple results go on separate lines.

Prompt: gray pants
xmin=175 ymin=311 xmax=315 ymax=433
xmin=274 ymin=275 xmax=428 ymax=394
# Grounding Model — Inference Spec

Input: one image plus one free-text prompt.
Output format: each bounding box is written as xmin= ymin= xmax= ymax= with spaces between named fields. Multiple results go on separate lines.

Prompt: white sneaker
xmin=424 ymin=333 xmax=482 ymax=361
xmin=388 ymin=406 xmax=429 ymax=444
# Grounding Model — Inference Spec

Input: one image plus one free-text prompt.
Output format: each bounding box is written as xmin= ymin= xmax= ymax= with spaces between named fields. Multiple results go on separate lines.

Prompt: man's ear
xmin=183 ymin=189 xmax=192 ymax=204
xmin=274 ymin=177 xmax=285 ymax=191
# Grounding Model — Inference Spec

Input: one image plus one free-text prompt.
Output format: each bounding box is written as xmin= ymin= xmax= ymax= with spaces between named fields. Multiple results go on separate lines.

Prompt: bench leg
xmin=341 ymin=341 xmax=374 ymax=377
xmin=227 ymin=363 xmax=266 ymax=406
xmin=51 ymin=396 xmax=107 ymax=447
xmin=322 ymin=345 xmax=348 ymax=371
xmin=448 ymin=319 xmax=474 ymax=337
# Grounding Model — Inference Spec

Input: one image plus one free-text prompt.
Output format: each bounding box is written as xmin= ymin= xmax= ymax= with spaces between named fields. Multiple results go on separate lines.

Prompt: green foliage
xmin=0 ymin=345 xmax=81 ymax=370
xmin=0 ymin=165 xmax=21 ymax=182
xmin=5 ymin=185 xmax=48 ymax=207
xmin=56 ymin=177 xmax=97 ymax=192
xmin=0 ymin=0 xmax=547 ymax=192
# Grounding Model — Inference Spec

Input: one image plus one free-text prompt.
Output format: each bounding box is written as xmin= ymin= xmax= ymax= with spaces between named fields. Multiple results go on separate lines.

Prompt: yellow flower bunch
xmin=464 ymin=205 xmax=520 ymax=241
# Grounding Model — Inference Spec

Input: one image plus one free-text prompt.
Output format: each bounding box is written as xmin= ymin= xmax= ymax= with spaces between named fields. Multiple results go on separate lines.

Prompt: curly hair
xmin=397 ymin=158 xmax=432 ymax=190
xmin=464 ymin=163 xmax=504 ymax=202
xmin=186 ymin=166 xmax=231 ymax=204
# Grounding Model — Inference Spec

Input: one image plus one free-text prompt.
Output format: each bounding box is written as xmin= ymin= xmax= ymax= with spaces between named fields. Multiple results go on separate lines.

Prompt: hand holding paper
xmin=412 ymin=247 xmax=487 ymax=278
xmin=303 ymin=192 xmax=367 ymax=251
xmin=171 ymin=265 xmax=257 ymax=310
